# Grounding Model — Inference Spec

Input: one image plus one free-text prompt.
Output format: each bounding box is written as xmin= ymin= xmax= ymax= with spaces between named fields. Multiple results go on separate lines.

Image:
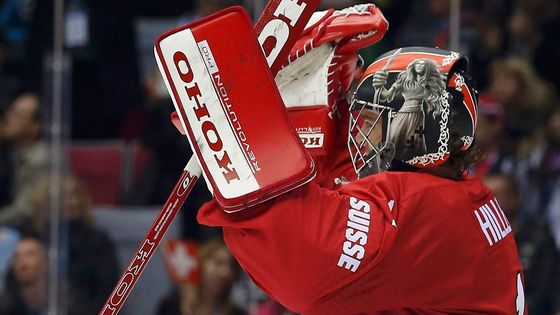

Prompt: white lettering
xmin=338 ymin=197 xmax=372 ymax=273
xmin=475 ymin=208 xmax=496 ymax=246
xmin=343 ymin=241 xmax=365 ymax=260
xmin=482 ymin=205 xmax=503 ymax=241
xmin=491 ymin=199 xmax=512 ymax=236
xmin=350 ymin=196 xmax=371 ymax=213
xmin=347 ymin=220 xmax=369 ymax=233
xmin=337 ymin=254 xmax=360 ymax=272
xmin=345 ymin=228 xmax=368 ymax=246
xmin=197 ymin=40 xmax=219 ymax=74
xmin=475 ymin=199 xmax=512 ymax=247
xmin=516 ymin=273 xmax=525 ymax=315
xmin=273 ymin=0 xmax=306 ymax=26
xmin=258 ymin=19 xmax=290 ymax=65
xmin=348 ymin=209 xmax=370 ymax=227
xmin=212 ymin=73 xmax=261 ymax=173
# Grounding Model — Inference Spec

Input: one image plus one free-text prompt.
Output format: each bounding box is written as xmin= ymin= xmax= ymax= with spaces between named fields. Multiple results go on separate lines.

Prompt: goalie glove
xmin=275 ymin=4 xmax=388 ymax=187
xmin=171 ymin=5 xmax=388 ymax=140
xmin=277 ymin=4 xmax=388 ymax=154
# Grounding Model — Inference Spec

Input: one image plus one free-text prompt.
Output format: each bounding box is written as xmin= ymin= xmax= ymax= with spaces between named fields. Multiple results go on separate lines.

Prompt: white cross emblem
xmin=169 ymin=244 xmax=198 ymax=279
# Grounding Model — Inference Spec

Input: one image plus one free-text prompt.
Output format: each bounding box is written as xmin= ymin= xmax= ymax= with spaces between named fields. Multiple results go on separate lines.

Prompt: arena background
xmin=0 ymin=0 xmax=559 ymax=314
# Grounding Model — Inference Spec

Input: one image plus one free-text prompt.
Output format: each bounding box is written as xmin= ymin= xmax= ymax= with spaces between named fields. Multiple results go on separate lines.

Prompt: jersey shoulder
xmin=381 ymin=172 xmax=492 ymax=202
xmin=338 ymin=171 xmax=492 ymax=209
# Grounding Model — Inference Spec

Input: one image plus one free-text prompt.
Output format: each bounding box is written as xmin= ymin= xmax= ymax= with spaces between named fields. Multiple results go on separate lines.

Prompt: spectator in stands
xmin=512 ymin=105 xmax=560 ymax=218
xmin=30 ymin=173 xmax=119 ymax=315
xmin=507 ymin=0 xmax=558 ymax=60
xmin=484 ymin=173 xmax=560 ymax=314
xmin=488 ymin=57 xmax=555 ymax=142
xmin=0 ymin=92 xmax=48 ymax=231
xmin=471 ymin=94 xmax=516 ymax=178
xmin=0 ymin=226 xmax=20 ymax=295
xmin=0 ymin=111 xmax=12 ymax=208
xmin=0 ymin=0 xmax=32 ymax=49
xmin=391 ymin=0 xmax=478 ymax=52
xmin=533 ymin=0 xmax=560 ymax=92
xmin=156 ymin=238 xmax=245 ymax=315
xmin=513 ymin=105 xmax=560 ymax=254
xmin=0 ymin=232 xmax=47 ymax=315
xmin=24 ymin=0 xmax=143 ymax=140
xmin=0 ymin=1 xmax=32 ymax=105
xmin=466 ymin=0 xmax=512 ymax=90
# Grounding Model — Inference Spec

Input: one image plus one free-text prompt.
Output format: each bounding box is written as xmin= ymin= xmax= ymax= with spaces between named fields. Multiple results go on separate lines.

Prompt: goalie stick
xmin=99 ymin=1 xmax=320 ymax=314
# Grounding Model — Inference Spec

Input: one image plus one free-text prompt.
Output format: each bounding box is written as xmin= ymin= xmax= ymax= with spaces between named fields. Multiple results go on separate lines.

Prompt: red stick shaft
xmin=99 ymin=160 xmax=201 ymax=315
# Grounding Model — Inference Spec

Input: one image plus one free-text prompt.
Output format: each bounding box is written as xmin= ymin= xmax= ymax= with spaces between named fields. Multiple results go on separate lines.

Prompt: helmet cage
xmin=348 ymin=99 xmax=397 ymax=177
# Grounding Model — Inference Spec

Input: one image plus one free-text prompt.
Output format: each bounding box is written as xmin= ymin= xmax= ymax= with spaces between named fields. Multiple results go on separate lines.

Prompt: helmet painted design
xmin=348 ymin=47 xmax=478 ymax=178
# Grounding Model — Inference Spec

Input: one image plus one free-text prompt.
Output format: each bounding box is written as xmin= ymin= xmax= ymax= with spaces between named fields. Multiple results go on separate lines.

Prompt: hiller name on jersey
xmin=474 ymin=198 xmax=512 ymax=247
xmin=337 ymin=197 xmax=371 ymax=272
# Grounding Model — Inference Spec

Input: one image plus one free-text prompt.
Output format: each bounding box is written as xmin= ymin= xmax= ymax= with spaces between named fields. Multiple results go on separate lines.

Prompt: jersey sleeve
xmin=307 ymin=110 xmax=357 ymax=190
xmin=197 ymin=176 xmax=399 ymax=312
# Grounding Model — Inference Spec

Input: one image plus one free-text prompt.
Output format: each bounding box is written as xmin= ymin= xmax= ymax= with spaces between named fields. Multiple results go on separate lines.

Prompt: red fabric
xmin=288 ymin=5 xmax=388 ymax=65
xmin=198 ymin=172 xmax=525 ymax=314
xmin=310 ymin=120 xmax=356 ymax=189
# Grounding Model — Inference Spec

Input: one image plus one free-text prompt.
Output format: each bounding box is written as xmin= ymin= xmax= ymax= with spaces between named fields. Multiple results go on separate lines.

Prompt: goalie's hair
xmin=444 ymin=108 xmax=483 ymax=179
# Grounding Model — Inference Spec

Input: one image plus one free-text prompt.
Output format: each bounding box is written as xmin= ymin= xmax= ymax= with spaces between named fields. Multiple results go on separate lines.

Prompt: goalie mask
xmin=348 ymin=47 xmax=478 ymax=178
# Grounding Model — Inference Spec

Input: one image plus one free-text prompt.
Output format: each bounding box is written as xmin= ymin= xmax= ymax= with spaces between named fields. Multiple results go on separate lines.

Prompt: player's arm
xmin=197 ymin=175 xmax=399 ymax=313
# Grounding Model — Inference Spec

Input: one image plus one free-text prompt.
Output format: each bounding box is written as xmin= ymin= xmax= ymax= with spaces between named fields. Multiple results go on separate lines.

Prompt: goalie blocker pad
xmin=155 ymin=7 xmax=316 ymax=212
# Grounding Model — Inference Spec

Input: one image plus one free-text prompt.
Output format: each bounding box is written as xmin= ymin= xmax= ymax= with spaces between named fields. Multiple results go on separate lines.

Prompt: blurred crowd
xmin=0 ymin=0 xmax=559 ymax=314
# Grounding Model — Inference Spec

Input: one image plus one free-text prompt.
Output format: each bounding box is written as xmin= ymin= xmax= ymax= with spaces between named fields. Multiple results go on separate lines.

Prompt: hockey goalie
xmin=141 ymin=3 xmax=527 ymax=315
xmin=190 ymin=5 xmax=528 ymax=315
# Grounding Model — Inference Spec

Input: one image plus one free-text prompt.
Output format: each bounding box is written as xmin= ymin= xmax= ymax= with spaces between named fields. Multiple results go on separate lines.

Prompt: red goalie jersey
xmin=198 ymin=171 xmax=526 ymax=314
xmin=193 ymin=7 xmax=525 ymax=314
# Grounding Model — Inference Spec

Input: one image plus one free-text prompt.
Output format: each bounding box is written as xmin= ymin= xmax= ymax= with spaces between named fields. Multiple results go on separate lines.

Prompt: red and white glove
xmin=276 ymin=4 xmax=388 ymax=187
xmin=172 ymin=4 xmax=388 ymax=139
xmin=277 ymin=3 xmax=388 ymax=158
